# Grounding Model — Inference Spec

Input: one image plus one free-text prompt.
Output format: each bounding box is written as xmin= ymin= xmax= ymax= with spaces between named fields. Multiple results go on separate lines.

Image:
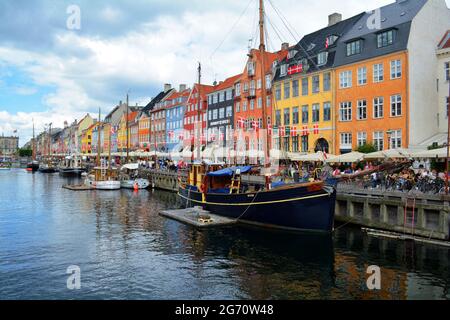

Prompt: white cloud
xmin=0 ymin=0 xmax=430 ymax=146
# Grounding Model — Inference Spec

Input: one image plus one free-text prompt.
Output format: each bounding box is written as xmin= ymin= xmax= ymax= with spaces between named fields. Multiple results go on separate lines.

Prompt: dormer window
xmin=317 ymin=52 xmax=328 ymax=66
xmin=377 ymin=29 xmax=394 ymax=48
xmin=287 ymin=50 xmax=298 ymax=59
xmin=280 ymin=64 xmax=287 ymax=76
xmin=346 ymin=40 xmax=362 ymax=56
xmin=247 ymin=61 xmax=255 ymax=76
xmin=307 ymin=43 xmax=316 ymax=51
xmin=326 ymin=35 xmax=338 ymax=47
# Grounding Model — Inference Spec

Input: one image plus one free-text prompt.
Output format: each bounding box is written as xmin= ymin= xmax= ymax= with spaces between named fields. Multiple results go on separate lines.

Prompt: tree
xmin=19 ymin=148 xmax=32 ymax=157
xmin=357 ymin=144 xmax=376 ymax=154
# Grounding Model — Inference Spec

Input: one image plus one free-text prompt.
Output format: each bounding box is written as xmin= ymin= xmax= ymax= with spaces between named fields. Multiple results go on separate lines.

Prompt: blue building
xmin=165 ymin=86 xmax=190 ymax=152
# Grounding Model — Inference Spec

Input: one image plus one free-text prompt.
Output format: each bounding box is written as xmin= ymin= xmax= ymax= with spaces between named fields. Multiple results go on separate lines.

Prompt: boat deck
xmin=159 ymin=207 xmax=237 ymax=228
xmin=62 ymin=184 xmax=94 ymax=191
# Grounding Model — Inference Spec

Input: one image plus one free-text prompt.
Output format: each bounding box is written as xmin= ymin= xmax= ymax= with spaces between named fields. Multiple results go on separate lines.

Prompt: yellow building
xmin=273 ymin=69 xmax=335 ymax=154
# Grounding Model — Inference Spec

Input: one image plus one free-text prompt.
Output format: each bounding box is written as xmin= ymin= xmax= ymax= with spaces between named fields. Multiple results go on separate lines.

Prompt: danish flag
xmin=237 ymin=117 xmax=245 ymax=129
xmin=178 ymin=133 xmax=184 ymax=141
xmin=325 ymin=37 xmax=329 ymax=49
xmin=302 ymin=126 xmax=310 ymax=136
xmin=279 ymin=126 xmax=285 ymax=137
xmin=252 ymin=120 xmax=259 ymax=130
xmin=313 ymin=124 xmax=320 ymax=135
xmin=268 ymin=124 xmax=273 ymax=136
xmin=288 ymin=64 xmax=303 ymax=75
xmin=291 ymin=126 xmax=297 ymax=137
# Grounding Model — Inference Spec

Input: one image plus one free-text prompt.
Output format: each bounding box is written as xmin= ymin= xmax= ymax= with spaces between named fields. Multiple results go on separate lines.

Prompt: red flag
xmin=325 ymin=38 xmax=329 ymax=49
xmin=291 ymin=126 xmax=297 ymax=137
xmin=237 ymin=117 xmax=245 ymax=129
xmin=279 ymin=126 xmax=285 ymax=137
xmin=252 ymin=120 xmax=259 ymax=130
xmin=268 ymin=124 xmax=273 ymax=136
xmin=313 ymin=124 xmax=319 ymax=135
xmin=302 ymin=126 xmax=309 ymax=136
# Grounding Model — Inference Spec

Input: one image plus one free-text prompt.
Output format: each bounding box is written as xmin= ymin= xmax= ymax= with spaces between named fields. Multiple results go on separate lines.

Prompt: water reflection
xmin=0 ymin=170 xmax=448 ymax=300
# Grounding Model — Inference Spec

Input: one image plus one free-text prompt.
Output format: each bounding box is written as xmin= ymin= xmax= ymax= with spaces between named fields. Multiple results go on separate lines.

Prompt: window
xmin=340 ymin=71 xmax=352 ymax=88
xmin=257 ymin=79 xmax=262 ymax=89
xmin=340 ymin=133 xmax=352 ymax=149
xmin=323 ymin=73 xmax=331 ymax=91
xmin=312 ymin=75 xmax=320 ymax=93
xmin=236 ymin=102 xmax=240 ymax=113
xmin=302 ymin=105 xmax=309 ymax=124
xmin=226 ymin=106 xmax=232 ymax=117
xmin=275 ymin=110 xmax=281 ymax=126
xmin=283 ymin=136 xmax=290 ymax=151
xmin=357 ymin=100 xmax=367 ymax=120
xmin=446 ymin=62 xmax=450 ymax=81
xmin=317 ymin=52 xmax=328 ymax=66
xmin=266 ymin=74 xmax=272 ymax=89
xmin=373 ymin=63 xmax=384 ymax=83
xmin=339 ymin=102 xmax=352 ymax=121
xmin=390 ymin=60 xmax=402 ymax=79
xmin=323 ymin=102 xmax=331 ymax=121
xmin=301 ymin=136 xmax=308 ymax=152
xmin=391 ymin=95 xmax=402 ymax=117
xmin=292 ymin=135 xmax=299 ymax=152
xmin=250 ymin=100 xmax=255 ymax=110
xmin=244 ymin=82 xmax=249 ymax=92
xmin=284 ymin=108 xmax=290 ymax=125
xmin=302 ymin=78 xmax=309 ymax=96
xmin=292 ymin=107 xmax=299 ymax=125
xmin=213 ymin=94 xmax=218 ymax=104
xmin=248 ymin=61 xmax=255 ymax=76
xmin=243 ymin=101 xmax=248 ymax=112
xmin=346 ymin=40 xmax=362 ymax=56
xmin=226 ymin=89 xmax=233 ymax=100
xmin=358 ymin=67 xmax=367 ymax=85
xmin=213 ymin=109 xmax=218 ymax=120
xmin=357 ymin=132 xmax=367 ymax=147
xmin=389 ymin=130 xmax=402 ymax=149
xmin=373 ymin=97 xmax=384 ymax=119
xmin=373 ymin=131 xmax=384 ymax=151
xmin=266 ymin=96 xmax=271 ymax=108
xmin=284 ymin=82 xmax=290 ymax=99
xmin=236 ymin=83 xmax=241 ymax=96
xmin=312 ymin=104 xmax=320 ymax=123
xmin=275 ymin=84 xmax=281 ymax=100
xmin=292 ymin=80 xmax=299 ymax=97
xmin=258 ymin=97 xmax=262 ymax=109
xmin=219 ymin=92 xmax=225 ymax=102
xmin=280 ymin=64 xmax=287 ymax=76
xmin=377 ymin=30 xmax=394 ymax=48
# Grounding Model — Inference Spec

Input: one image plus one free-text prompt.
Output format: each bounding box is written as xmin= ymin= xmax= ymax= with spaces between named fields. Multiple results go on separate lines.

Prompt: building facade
xmin=0 ymin=136 xmax=19 ymax=156
xmin=166 ymin=86 xmax=190 ymax=152
xmin=184 ymin=84 xmax=213 ymax=148
xmin=273 ymin=13 xmax=363 ymax=154
xmin=436 ymin=30 xmax=450 ymax=145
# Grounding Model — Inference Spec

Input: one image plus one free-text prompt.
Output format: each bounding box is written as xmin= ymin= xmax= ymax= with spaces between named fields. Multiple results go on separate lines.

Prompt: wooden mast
xmin=126 ymin=93 xmax=130 ymax=163
xmin=32 ymin=119 xmax=36 ymax=161
xmin=196 ymin=62 xmax=202 ymax=161
xmin=96 ymin=108 xmax=101 ymax=167
xmin=258 ymin=0 xmax=269 ymax=164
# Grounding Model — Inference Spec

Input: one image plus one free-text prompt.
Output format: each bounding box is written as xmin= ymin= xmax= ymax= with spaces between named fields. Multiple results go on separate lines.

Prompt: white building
xmin=434 ymin=30 xmax=450 ymax=146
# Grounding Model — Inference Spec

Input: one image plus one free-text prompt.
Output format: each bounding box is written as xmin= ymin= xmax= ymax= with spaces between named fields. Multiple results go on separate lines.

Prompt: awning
xmin=290 ymin=151 xmax=333 ymax=162
xmin=207 ymin=166 xmax=252 ymax=177
xmin=121 ymin=163 xmax=139 ymax=170
xmin=410 ymin=147 xmax=447 ymax=159
xmin=364 ymin=148 xmax=414 ymax=160
xmin=327 ymin=151 xmax=365 ymax=163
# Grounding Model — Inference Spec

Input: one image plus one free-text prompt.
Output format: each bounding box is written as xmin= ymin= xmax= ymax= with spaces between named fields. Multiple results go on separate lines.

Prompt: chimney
xmin=328 ymin=13 xmax=342 ymax=26
xmin=179 ymin=84 xmax=187 ymax=92
xmin=164 ymin=83 xmax=172 ymax=92
xmin=281 ymin=42 xmax=290 ymax=51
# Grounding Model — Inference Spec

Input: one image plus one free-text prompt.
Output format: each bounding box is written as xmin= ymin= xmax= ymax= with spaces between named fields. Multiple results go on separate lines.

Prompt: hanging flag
xmin=252 ymin=120 xmax=259 ymax=130
xmin=237 ymin=117 xmax=245 ymax=129
xmin=288 ymin=64 xmax=303 ymax=75
xmin=302 ymin=126 xmax=310 ymax=136
xmin=279 ymin=126 xmax=285 ymax=137
xmin=325 ymin=37 xmax=329 ymax=49
xmin=313 ymin=124 xmax=320 ymax=135
xmin=291 ymin=126 xmax=297 ymax=137
xmin=268 ymin=124 xmax=273 ymax=136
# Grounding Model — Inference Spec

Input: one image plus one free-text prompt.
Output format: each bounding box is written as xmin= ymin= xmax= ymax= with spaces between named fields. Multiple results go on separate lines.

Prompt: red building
xmin=234 ymin=47 xmax=288 ymax=137
xmin=183 ymin=84 xmax=214 ymax=147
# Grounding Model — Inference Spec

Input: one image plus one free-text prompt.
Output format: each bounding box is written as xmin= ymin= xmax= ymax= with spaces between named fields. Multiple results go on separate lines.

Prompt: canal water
xmin=0 ymin=169 xmax=449 ymax=300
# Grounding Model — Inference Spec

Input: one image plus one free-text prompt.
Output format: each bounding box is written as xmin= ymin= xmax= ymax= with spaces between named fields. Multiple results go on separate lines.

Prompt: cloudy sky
xmin=1 ymin=0 xmax=446 ymax=146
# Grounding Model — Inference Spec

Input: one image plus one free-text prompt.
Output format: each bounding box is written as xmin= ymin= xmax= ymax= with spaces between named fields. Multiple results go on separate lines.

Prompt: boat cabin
xmin=92 ymin=167 xmax=119 ymax=182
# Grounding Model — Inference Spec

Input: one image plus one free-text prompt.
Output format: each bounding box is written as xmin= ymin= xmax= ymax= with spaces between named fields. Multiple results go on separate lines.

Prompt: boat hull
xmin=39 ymin=167 xmax=58 ymax=174
xmin=178 ymin=184 xmax=336 ymax=233
xmin=120 ymin=179 xmax=150 ymax=189
xmin=59 ymin=168 xmax=87 ymax=177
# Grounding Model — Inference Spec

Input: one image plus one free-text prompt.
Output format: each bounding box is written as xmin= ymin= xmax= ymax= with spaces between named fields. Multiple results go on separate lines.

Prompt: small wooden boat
xmin=120 ymin=163 xmax=150 ymax=189
xmin=84 ymin=167 xmax=121 ymax=190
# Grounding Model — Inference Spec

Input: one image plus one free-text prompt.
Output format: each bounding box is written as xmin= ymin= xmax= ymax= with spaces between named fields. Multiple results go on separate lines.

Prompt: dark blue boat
xmin=178 ymin=165 xmax=336 ymax=233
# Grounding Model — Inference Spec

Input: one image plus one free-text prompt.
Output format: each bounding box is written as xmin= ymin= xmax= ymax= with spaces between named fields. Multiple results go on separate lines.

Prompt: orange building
xmin=335 ymin=51 xmax=408 ymax=154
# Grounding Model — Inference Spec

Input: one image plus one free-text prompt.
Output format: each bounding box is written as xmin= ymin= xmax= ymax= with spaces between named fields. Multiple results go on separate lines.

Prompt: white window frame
xmin=357 ymin=100 xmax=367 ymax=120
xmin=357 ymin=132 xmax=367 ymax=147
xmin=339 ymin=71 xmax=352 ymax=89
xmin=373 ymin=131 xmax=384 ymax=151
xmin=390 ymin=94 xmax=402 ymax=117
xmin=390 ymin=59 xmax=402 ymax=79
xmin=339 ymin=102 xmax=352 ymax=122
xmin=357 ymin=67 xmax=367 ymax=85
xmin=340 ymin=133 xmax=352 ymax=149
xmin=373 ymin=97 xmax=384 ymax=119
xmin=390 ymin=130 xmax=402 ymax=149
xmin=373 ymin=63 xmax=384 ymax=83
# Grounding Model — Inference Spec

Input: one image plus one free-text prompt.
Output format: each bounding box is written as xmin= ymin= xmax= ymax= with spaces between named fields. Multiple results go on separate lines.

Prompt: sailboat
xmin=178 ymin=0 xmax=337 ymax=233
xmin=84 ymin=109 xmax=121 ymax=190
xmin=27 ymin=120 xmax=39 ymax=172
xmin=39 ymin=122 xmax=58 ymax=173
xmin=59 ymin=129 xmax=86 ymax=177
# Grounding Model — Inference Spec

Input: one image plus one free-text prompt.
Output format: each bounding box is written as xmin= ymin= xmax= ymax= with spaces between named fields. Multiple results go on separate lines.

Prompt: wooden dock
xmin=159 ymin=207 xmax=237 ymax=228
xmin=62 ymin=184 xmax=94 ymax=191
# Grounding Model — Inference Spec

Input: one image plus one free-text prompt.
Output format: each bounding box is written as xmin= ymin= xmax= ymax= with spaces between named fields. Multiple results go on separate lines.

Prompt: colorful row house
xmin=165 ymin=86 xmax=190 ymax=152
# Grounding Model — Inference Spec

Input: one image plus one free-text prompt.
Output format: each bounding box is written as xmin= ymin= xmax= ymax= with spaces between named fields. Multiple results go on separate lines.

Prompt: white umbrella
xmin=270 ymin=149 xmax=289 ymax=160
xmin=291 ymin=151 xmax=332 ymax=162
xmin=364 ymin=148 xmax=413 ymax=160
xmin=327 ymin=151 xmax=365 ymax=163
xmin=411 ymin=147 xmax=447 ymax=159
xmin=121 ymin=163 xmax=139 ymax=170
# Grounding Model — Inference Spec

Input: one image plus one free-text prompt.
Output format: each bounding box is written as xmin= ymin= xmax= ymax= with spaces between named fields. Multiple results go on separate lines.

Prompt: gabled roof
xmin=334 ymin=0 xmax=427 ymax=67
xmin=209 ymin=74 xmax=242 ymax=93
xmin=274 ymin=12 xmax=364 ymax=81
xmin=142 ymin=89 xmax=175 ymax=113
xmin=438 ymin=30 xmax=450 ymax=49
